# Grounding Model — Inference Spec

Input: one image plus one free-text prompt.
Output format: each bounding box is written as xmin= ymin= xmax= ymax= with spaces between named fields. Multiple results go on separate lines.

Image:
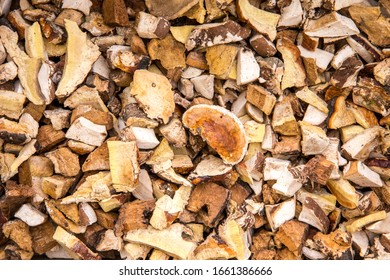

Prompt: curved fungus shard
xmin=182 ymin=104 xmax=248 ymax=165
xmin=55 ymin=20 xmax=101 ymax=99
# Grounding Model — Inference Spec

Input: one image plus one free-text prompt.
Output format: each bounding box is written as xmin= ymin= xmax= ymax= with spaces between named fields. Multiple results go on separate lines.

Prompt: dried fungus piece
xmin=55 ymin=20 xmax=100 ymax=99
xmin=108 ymin=141 xmax=139 ymax=193
xmin=124 ymin=223 xmax=197 ymax=260
xmin=182 ymin=104 xmax=248 ymax=165
xmin=130 ymin=70 xmax=175 ymax=124
xmin=237 ymin=0 xmax=280 ymax=41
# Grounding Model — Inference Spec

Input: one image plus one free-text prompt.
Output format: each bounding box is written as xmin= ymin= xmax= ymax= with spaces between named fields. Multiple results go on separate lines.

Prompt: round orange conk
xmin=182 ymin=104 xmax=248 ymax=165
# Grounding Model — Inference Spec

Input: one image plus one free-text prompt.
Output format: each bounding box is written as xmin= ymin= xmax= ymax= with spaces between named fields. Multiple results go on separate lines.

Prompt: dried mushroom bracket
xmin=0 ymin=0 xmax=389 ymax=261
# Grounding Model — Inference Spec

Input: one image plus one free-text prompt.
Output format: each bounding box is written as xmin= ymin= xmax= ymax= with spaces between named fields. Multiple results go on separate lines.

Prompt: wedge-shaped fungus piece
xmin=53 ymin=226 xmax=100 ymax=260
xmin=219 ymin=220 xmax=251 ymax=260
xmin=250 ymin=34 xmax=277 ymax=57
xmin=275 ymin=220 xmax=308 ymax=256
xmin=343 ymin=161 xmax=383 ymax=188
xmin=135 ymin=11 xmax=170 ymax=39
xmin=276 ymin=38 xmax=306 ymax=90
xmin=265 ymin=197 xmax=296 ymax=232
xmin=346 ymin=211 xmax=387 ymax=233
xmin=66 ymin=117 xmax=107 ymax=147
xmin=44 ymin=109 xmax=71 ymax=131
xmin=303 ymin=106 xmax=327 ymax=127
xmin=194 ymin=231 xmax=236 ymax=260
xmin=0 ymin=90 xmax=26 ymax=120
xmin=188 ymin=154 xmax=231 ymax=180
xmin=14 ymin=203 xmax=47 ymax=227
xmin=296 ymin=87 xmax=328 ymax=114
xmin=145 ymin=0 xmax=198 ymax=20
xmin=278 ymin=0 xmax=303 ymax=28
xmin=366 ymin=212 xmax=390 ymax=234
xmin=187 ymin=182 xmax=230 ymax=227
xmin=298 ymin=197 xmax=330 ymax=233
xmin=108 ymin=141 xmax=139 ymax=193
xmin=0 ymin=25 xmax=45 ymax=105
xmin=304 ymin=12 xmax=359 ymax=37
xmin=124 ymin=223 xmax=197 ymax=259
xmin=182 ymin=104 xmax=248 ymax=165
xmin=64 ymin=86 xmax=108 ymax=112
xmin=55 ymin=20 xmax=100 ymax=99
xmin=185 ymin=20 xmax=251 ymax=51
xmin=96 ymin=229 xmax=122 ymax=252
xmin=326 ymin=178 xmax=359 ymax=209
xmin=148 ymin=34 xmax=186 ymax=70
xmin=341 ymin=126 xmax=384 ymax=161
xmin=297 ymin=46 xmax=334 ymax=71
xmin=237 ymin=0 xmax=280 ymax=41
xmin=374 ymin=58 xmax=390 ymax=86
xmin=130 ymin=70 xmax=175 ymax=124
xmin=237 ymin=48 xmax=260 ymax=85
xmin=206 ymin=45 xmax=238 ymax=79
xmin=299 ymin=121 xmax=329 ymax=156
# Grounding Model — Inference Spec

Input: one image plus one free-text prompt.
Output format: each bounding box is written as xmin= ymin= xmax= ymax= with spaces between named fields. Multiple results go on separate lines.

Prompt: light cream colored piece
xmin=263 ymin=157 xmax=290 ymax=181
xmin=277 ymin=38 xmax=306 ymax=89
xmin=130 ymin=127 xmax=160 ymax=150
xmin=346 ymin=211 xmax=387 ymax=233
xmin=331 ymin=44 xmax=355 ymax=69
xmin=132 ymin=169 xmax=154 ymax=201
xmin=190 ymin=74 xmax=214 ymax=99
xmin=150 ymin=185 xmax=191 ymax=230
xmin=0 ymin=25 xmax=45 ymax=105
xmin=296 ymin=87 xmax=329 ymax=113
xmin=303 ymin=105 xmax=328 ymax=126
xmin=304 ymin=12 xmax=359 ymax=37
xmin=299 ymin=121 xmax=329 ymax=155
xmin=124 ymin=223 xmax=197 ymax=259
xmin=244 ymin=120 xmax=265 ymax=143
xmin=120 ymin=243 xmax=151 ymax=260
xmin=237 ymin=0 xmax=280 ymax=41
xmin=170 ymin=25 xmax=196 ymax=44
xmin=343 ymin=161 xmax=383 ymax=188
xmin=14 ymin=203 xmax=47 ymax=227
xmin=55 ymin=20 xmax=100 ymax=98
xmin=373 ymin=58 xmax=390 ymax=86
xmin=53 ymin=226 xmax=101 ymax=260
xmin=265 ymin=197 xmax=296 ymax=232
xmin=130 ymin=70 xmax=174 ymax=124
xmin=278 ymin=0 xmax=303 ymax=27
xmin=108 ymin=141 xmax=139 ymax=193
xmin=62 ymin=0 xmax=92 ymax=16
xmin=96 ymin=229 xmax=123 ymax=252
xmin=272 ymin=169 xmax=302 ymax=197
xmin=219 ymin=220 xmax=251 ymax=260
xmin=341 ymin=126 xmax=384 ymax=161
xmin=298 ymin=46 xmax=334 ymax=71
xmin=0 ymin=90 xmax=26 ymax=120
xmin=44 ymin=109 xmax=71 ymax=130
xmin=0 ymin=61 xmax=18 ymax=84
xmin=66 ymin=117 xmax=107 ymax=147
xmin=366 ymin=212 xmax=390 ymax=234
xmin=237 ymin=48 xmax=260 ymax=85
